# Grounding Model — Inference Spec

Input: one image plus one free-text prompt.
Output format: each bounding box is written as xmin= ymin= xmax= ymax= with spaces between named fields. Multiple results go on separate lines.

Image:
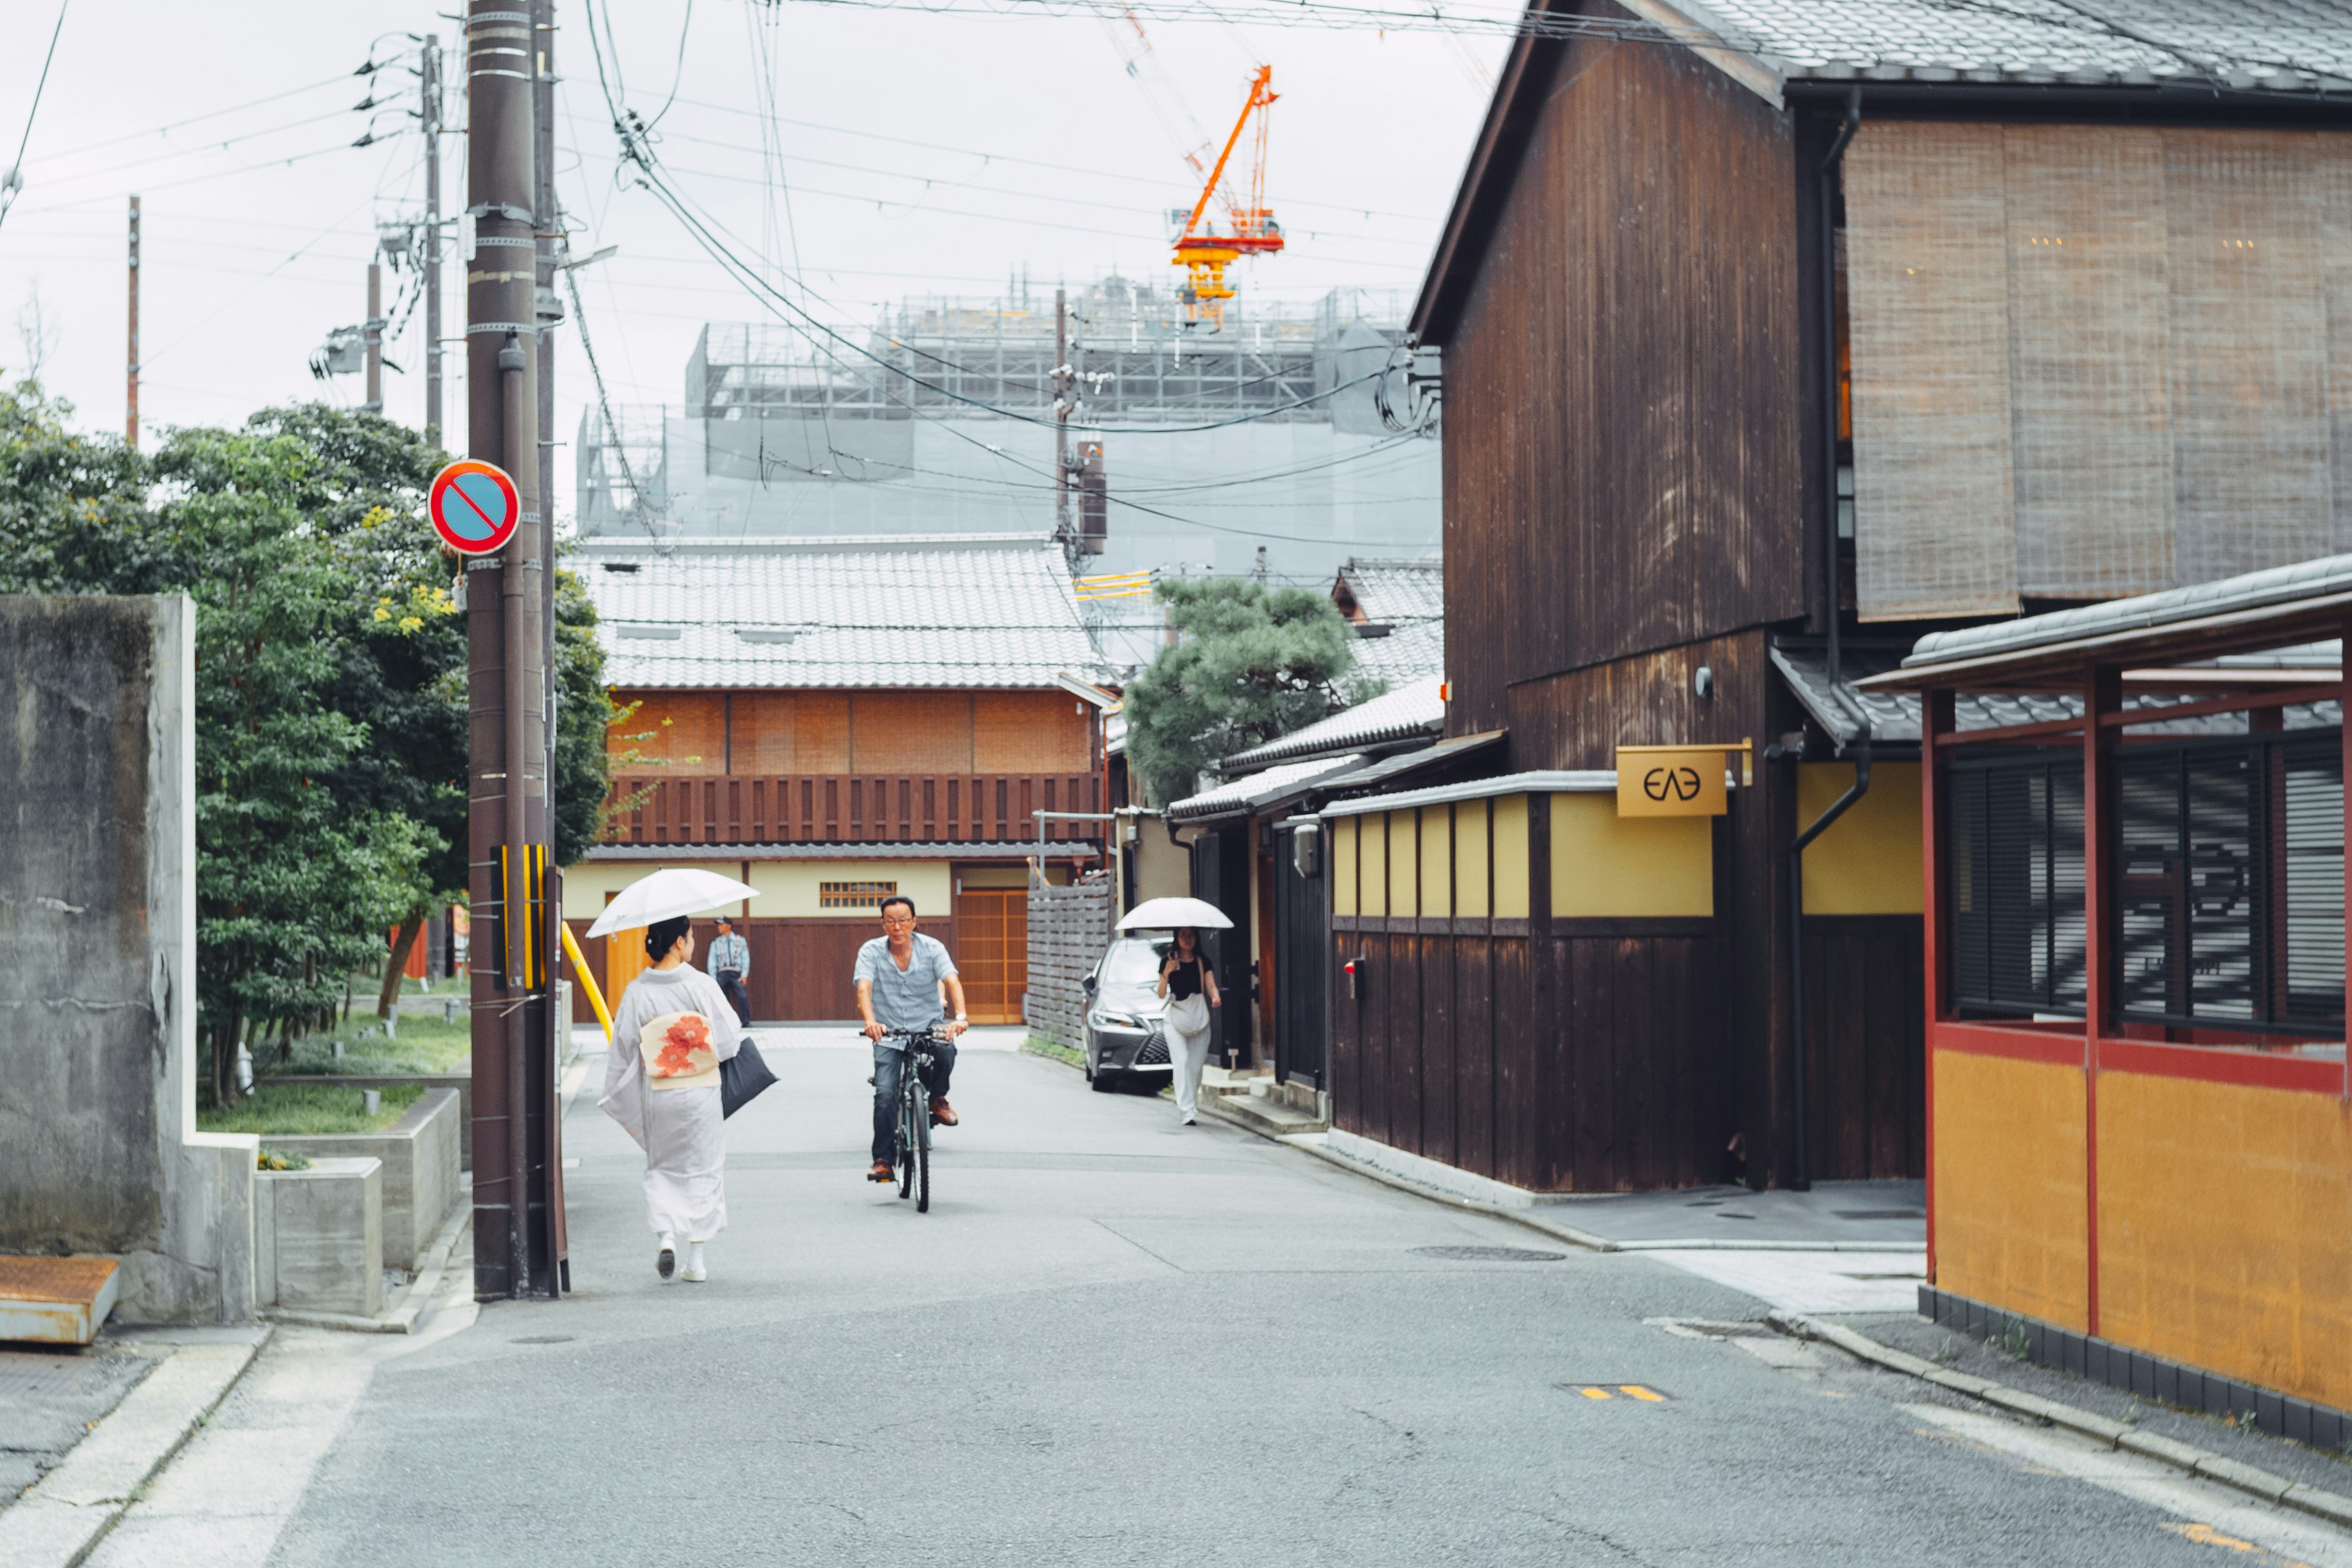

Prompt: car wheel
xmin=1089 ymin=1057 xmax=1117 ymax=1092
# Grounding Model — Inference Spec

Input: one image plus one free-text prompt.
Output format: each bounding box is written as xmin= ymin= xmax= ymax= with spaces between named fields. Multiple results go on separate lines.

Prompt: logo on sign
xmin=427 ymin=460 xmax=521 ymax=556
xmin=1642 ymin=765 xmax=1705 ymax=804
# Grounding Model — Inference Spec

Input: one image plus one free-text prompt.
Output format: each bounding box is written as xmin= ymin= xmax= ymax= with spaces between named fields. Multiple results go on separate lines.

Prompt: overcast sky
xmin=0 ymin=1 xmax=1508 ymax=523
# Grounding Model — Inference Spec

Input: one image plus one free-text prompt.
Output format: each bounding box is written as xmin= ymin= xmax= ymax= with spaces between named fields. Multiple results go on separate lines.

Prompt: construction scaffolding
xmin=575 ymin=276 xmax=1438 ymax=672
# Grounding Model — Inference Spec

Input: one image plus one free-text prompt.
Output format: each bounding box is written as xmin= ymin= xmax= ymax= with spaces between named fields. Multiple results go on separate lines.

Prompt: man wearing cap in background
xmin=709 ymin=917 xmax=752 ymax=1028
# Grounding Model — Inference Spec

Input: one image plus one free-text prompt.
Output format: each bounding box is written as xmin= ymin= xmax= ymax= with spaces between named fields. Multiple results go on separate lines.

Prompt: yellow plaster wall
xmin=1550 ymin=792 xmax=1713 ymax=918
xmin=1332 ymin=817 xmax=1357 ymax=917
xmin=745 ymin=860 xmax=953 ymax=919
xmin=1388 ymin=812 xmax=1418 ymax=918
xmin=1360 ymin=813 xmax=1388 ymax=917
xmin=1492 ymin=796 xmax=1529 ymax=919
xmin=2097 ymin=1073 xmax=2352 ymax=1412
xmin=1419 ymin=806 xmax=1453 ymax=920
xmin=1933 ymin=1050 xmax=2090 ymax=1332
xmin=1798 ymin=762 xmax=1924 ymax=915
xmin=1455 ymin=799 xmax=1491 ymax=918
xmin=956 ymin=865 xmax=1028 ymax=890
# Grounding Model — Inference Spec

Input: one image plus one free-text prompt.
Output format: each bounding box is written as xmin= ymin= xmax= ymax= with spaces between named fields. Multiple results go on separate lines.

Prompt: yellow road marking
xmin=2163 ymin=1521 xmax=2312 ymax=1565
xmin=1618 ymin=1385 xmax=1665 ymax=1402
xmin=1578 ymin=1387 xmax=1613 ymax=1400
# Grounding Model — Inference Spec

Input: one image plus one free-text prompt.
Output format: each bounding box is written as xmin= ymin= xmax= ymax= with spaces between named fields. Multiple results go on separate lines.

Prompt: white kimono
xmin=600 ymin=964 xmax=743 ymax=1240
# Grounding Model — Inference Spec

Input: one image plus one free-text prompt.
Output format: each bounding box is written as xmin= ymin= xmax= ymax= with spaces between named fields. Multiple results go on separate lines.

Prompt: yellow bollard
xmin=558 ymin=922 xmax=613 ymax=1044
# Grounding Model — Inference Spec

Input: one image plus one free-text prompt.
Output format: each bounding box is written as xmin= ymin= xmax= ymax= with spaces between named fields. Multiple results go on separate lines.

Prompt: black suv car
xmin=1081 ymin=935 xmax=1175 ymax=1093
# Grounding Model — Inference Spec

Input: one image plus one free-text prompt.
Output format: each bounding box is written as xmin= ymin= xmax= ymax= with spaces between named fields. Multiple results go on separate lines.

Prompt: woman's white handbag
xmin=638 ymin=1009 xmax=720 ymax=1090
xmin=1166 ymin=993 xmax=1211 ymax=1037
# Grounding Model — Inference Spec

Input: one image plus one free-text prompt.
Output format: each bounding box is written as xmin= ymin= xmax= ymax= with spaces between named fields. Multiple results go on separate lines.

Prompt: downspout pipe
xmin=1821 ymin=86 xmax=1861 ymax=689
xmin=1788 ymin=717 xmax=1871 ymax=1192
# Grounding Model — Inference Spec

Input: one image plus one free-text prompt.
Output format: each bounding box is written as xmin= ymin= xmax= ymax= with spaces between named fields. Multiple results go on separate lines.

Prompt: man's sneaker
xmin=930 ymin=1097 xmax=959 ymax=1127
xmin=656 ymin=1235 xmax=677 ymax=1279
xmin=868 ymin=1161 xmax=895 ymax=1183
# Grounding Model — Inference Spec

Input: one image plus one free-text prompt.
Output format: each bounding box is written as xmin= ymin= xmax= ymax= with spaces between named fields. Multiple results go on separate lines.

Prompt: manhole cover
xmin=1409 ymin=1246 xmax=1567 ymax=1262
xmin=510 ymin=1335 xmax=576 ymax=1346
xmin=1834 ymin=1210 xmax=1924 ymax=1221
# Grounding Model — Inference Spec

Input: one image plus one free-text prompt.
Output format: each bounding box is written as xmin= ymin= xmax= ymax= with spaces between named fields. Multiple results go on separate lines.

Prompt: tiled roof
xmin=1684 ymin=0 xmax=2352 ymax=91
xmin=578 ymin=534 xmax=1104 ymax=690
xmin=1348 ymin=618 xmax=1446 ymax=685
xmin=1773 ymin=646 xmax=2342 ymax=747
xmin=1166 ymin=755 xmax=1368 ymax=821
xmin=1219 ymin=676 xmax=1446 ymax=772
xmin=1337 ymin=557 xmax=1444 ymax=624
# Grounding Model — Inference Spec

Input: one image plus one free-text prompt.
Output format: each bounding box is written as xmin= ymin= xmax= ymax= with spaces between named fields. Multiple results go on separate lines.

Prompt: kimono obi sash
xmin=638 ymin=1009 xmax=720 ymax=1091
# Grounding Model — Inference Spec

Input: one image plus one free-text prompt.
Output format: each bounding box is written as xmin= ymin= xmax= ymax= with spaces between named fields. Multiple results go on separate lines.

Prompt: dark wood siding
xmin=1801 ymin=915 xmax=1928 ymax=1180
xmin=1440 ymin=32 xmax=1803 ymax=735
xmin=1331 ymin=914 xmax=1730 ymax=1193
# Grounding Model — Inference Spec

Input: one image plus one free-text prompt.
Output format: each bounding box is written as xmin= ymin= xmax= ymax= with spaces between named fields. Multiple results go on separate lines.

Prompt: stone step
xmin=0 ymin=1256 xmax=120 ymax=1346
xmin=1203 ymin=1092 xmax=1329 ymax=1138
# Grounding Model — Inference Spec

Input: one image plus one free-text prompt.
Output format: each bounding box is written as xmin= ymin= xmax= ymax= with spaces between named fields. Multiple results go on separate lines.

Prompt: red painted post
xmin=1921 ymin=688 xmax=1953 ymax=1284
xmin=2081 ymin=664 xmax=2120 ymax=1338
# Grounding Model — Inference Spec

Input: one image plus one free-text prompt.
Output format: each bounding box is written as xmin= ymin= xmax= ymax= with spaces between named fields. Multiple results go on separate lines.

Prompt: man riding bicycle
xmin=855 ymin=894 xmax=968 ymax=1183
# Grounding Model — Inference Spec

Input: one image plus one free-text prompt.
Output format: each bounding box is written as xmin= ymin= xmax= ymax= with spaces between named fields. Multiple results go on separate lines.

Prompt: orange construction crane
xmin=1171 ymin=65 xmax=1282 ymax=325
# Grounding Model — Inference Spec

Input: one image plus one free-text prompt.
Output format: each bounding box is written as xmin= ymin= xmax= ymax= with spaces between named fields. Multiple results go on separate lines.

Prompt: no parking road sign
xmin=428 ymin=460 xmax=521 ymax=556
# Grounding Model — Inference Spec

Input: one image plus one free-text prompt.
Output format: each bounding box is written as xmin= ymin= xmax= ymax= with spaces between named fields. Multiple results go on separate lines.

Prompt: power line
xmin=0 ymin=0 xmax=70 ymax=235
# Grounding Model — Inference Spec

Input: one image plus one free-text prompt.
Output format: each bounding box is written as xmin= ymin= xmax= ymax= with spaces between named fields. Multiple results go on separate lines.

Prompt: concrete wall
xmin=270 ymin=1088 xmax=459 ymax=1271
xmin=0 ymin=595 xmax=257 ymax=1322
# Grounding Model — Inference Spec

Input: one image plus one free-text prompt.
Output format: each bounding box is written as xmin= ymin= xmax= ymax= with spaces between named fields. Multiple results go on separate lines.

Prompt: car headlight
xmin=1088 ymin=1010 xmax=1144 ymax=1030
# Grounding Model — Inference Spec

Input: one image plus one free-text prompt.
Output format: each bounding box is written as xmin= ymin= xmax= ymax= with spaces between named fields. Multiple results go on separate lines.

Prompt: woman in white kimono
xmin=600 ymin=915 xmax=742 ymax=1281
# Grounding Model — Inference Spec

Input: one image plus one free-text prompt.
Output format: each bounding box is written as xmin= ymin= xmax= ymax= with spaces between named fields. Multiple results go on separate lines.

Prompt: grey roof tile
xmin=1220 ymin=676 xmax=1446 ymax=772
xmin=578 ymin=534 xmax=1104 ymax=689
xmin=1679 ymin=0 xmax=2352 ymax=91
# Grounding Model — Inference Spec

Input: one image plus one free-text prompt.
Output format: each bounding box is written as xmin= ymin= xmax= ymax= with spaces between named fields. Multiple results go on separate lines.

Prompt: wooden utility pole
xmin=364 ymin=262 xmax=383 ymax=413
xmin=1054 ymin=288 xmax=1071 ymax=546
xmin=423 ymin=33 xmax=443 ymax=444
xmin=466 ymin=0 xmax=557 ymax=1302
xmin=124 ymin=196 xmax=138 ymax=448
xmin=532 ymin=0 xmax=559 ymax=777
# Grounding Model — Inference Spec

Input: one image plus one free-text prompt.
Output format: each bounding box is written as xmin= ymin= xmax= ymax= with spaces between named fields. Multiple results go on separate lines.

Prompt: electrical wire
xmin=0 ymin=0 xmax=70 ymax=235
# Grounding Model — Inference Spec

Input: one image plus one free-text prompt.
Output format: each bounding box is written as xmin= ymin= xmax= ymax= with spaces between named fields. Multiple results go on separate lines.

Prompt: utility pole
xmin=532 ymin=0 xmax=559 ymax=783
xmin=124 ymin=196 xmax=138 ymax=448
xmin=422 ymin=32 xmax=443 ymax=445
xmin=466 ymin=0 xmax=556 ymax=1302
xmin=364 ymin=262 xmax=384 ymax=413
xmin=1054 ymin=287 xmax=1072 ymax=554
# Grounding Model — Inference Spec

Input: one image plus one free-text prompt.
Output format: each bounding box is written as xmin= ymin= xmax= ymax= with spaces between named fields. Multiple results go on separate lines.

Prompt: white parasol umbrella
xmin=584 ymin=867 xmax=760 ymax=939
xmin=1116 ymin=896 xmax=1234 ymax=932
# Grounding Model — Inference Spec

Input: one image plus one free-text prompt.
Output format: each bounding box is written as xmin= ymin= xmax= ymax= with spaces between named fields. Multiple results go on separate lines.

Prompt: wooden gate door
xmin=954 ymin=889 xmax=1027 ymax=1024
xmin=603 ymin=892 xmax=649 ymax=1009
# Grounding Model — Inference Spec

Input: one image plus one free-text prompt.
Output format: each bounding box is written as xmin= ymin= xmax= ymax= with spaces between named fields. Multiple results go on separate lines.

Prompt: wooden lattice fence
xmin=1025 ymin=873 xmax=1114 ymax=1051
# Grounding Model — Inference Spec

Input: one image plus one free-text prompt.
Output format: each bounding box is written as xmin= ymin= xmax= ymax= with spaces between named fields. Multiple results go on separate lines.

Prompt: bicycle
xmin=881 ymin=1023 xmax=949 ymax=1213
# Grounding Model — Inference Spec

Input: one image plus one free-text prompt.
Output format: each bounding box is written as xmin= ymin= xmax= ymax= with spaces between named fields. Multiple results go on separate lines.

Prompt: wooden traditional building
xmin=1866 ymin=559 xmax=2351 ymax=1446
xmin=1373 ymin=1 xmax=2352 ymax=1191
xmin=559 ymin=535 xmax=1113 ymax=1023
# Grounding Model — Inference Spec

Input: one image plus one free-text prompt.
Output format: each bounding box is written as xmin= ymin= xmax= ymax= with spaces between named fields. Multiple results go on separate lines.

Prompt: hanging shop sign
xmin=1615 ymin=741 xmax=1751 ymax=818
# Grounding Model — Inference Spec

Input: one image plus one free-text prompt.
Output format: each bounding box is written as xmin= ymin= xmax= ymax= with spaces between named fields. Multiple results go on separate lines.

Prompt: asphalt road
xmin=94 ymin=1033 xmax=2352 ymax=1567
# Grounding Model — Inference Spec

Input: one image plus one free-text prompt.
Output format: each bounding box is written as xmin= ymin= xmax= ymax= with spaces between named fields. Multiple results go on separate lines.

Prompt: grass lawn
xmin=265 ymin=1010 xmax=472 ymax=1078
xmin=199 ymin=1081 xmax=425 ymax=1136
xmin=1023 ymin=1034 xmax=1085 ymax=1068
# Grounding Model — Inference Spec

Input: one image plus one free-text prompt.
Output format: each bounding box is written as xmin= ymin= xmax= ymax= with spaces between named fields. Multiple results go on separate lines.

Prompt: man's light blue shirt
xmin=709 ymin=932 xmax=750 ymax=978
xmin=854 ymin=932 xmax=957 ymax=1044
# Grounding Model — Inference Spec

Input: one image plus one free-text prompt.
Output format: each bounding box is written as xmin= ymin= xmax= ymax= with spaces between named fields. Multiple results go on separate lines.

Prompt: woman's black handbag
xmin=720 ymin=1039 xmax=778 ymax=1118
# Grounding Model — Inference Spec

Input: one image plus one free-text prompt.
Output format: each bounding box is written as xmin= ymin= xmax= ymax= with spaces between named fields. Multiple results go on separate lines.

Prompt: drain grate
xmin=510 ymin=1335 xmax=577 ymax=1346
xmin=1409 ymin=1245 xmax=1567 ymax=1262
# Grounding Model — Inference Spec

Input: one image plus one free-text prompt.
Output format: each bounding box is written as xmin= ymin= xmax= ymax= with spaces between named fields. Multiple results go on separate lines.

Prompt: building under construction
xmin=574 ymin=276 xmax=1439 ymax=667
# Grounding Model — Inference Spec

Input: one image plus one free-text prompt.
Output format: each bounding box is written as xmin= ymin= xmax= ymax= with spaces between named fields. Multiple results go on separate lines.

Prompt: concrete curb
xmin=0 ymin=1327 xmax=271 ymax=1568
xmin=1769 ymin=1310 xmax=2352 ymax=1531
xmin=1281 ymin=1133 xmax=1925 ymax=1254
xmin=264 ymin=1198 xmax=471 ymax=1336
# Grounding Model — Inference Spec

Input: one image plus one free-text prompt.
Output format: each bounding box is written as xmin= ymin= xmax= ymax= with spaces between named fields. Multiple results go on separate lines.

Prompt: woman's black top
xmin=1166 ymin=956 xmax=1204 ymax=1000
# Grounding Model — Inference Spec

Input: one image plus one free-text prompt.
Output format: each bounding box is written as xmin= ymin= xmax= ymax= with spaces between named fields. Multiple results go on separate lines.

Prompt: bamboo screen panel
xmin=1846 ymin=124 xmax=2352 ymax=621
xmin=1846 ymin=123 xmax=2017 ymax=620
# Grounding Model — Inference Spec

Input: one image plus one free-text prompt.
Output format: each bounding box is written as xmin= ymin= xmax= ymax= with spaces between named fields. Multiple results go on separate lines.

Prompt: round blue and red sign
xmin=428 ymin=460 xmax=521 ymax=556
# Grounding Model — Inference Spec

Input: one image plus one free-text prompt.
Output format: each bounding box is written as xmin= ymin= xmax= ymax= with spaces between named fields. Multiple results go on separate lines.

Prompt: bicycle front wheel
xmin=897 ymin=1093 xmax=918 ymax=1200
xmin=911 ymin=1095 xmax=930 ymax=1213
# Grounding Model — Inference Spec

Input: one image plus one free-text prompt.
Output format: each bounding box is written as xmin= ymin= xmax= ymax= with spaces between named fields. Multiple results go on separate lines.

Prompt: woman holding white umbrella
xmin=592 ymin=869 xmax=756 ymax=1283
xmin=1121 ymin=897 xmax=1231 ymax=1126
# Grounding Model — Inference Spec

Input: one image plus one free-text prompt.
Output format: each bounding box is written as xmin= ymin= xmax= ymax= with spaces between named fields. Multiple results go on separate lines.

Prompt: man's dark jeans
xmin=715 ymin=970 xmax=752 ymax=1027
xmin=872 ymin=1036 xmax=956 ymax=1163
